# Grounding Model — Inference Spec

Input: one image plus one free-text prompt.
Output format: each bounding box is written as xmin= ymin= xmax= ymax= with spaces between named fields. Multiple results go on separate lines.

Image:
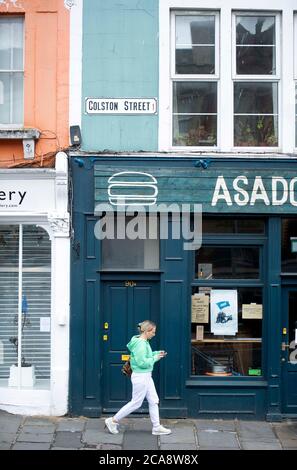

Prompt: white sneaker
xmin=105 ymin=417 xmax=119 ymax=434
xmin=152 ymin=425 xmax=172 ymax=435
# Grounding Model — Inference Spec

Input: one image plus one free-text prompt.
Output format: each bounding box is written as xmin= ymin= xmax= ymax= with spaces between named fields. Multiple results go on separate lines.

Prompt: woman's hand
xmin=158 ymin=351 xmax=167 ymax=360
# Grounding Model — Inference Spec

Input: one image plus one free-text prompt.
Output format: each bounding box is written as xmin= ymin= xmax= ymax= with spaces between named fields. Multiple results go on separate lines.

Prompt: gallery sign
xmin=85 ymin=98 xmax=157 ymax=115
xmin=0 ymin=179 xmax=55 ymax=212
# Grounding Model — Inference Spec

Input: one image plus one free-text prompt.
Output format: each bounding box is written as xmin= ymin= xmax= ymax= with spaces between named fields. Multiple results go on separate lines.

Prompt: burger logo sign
xmin=107 ymin=171 xmax=158 ymax=207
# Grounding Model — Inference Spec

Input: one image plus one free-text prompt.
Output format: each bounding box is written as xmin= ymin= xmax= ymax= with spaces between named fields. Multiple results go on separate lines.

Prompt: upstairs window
xmin=0 ymin=16 xmax=24 ymax=127
xmin=172 ymin=12 xmax=219 ymax=148
xmin=233 ymin=13 xmax=279 ymax=147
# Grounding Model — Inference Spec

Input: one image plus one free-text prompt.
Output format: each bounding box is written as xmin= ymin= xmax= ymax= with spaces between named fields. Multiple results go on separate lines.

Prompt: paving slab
xmin=240 ymin=440 xmax=282 ymax=450
xmin=160 ymin=443 xmax=198 ymax=450
xmin=273 ymin=423 xmax=297 ymax=441
xmin=24 ymin=418 xmax=57 ymax=426
xmin=12 ymin=442 xmax=51 ymax=450
xmin=194 ymin=419 xmax=236 ymax=432
xmin=56 ymin=419 xmax=86 ymax=432
xmin=159 ymin=426 xmax=196 ymax=444
xmin=0 ymin=432 xmax=16 ymax=443
xmin=51 ymin=447 xmax=79 ymax=450
xmin=123 ymin=430 xmax=158 ymax=450
xmin=197 ymin=430 xmax=240 ymax=449
xmin=17 ymin=432 xmax=54 ymax=443
xmin=85 ymin=418 xmax=107 ymax=431
xmin=237 ymin=421 xmax=277 ymax=442
xmin=0 ymin=443 xmax=11 ymax=450
xmin=98 ymin=444 xmax=123 ymax=450
xmin=53 ymin=431 xmax=82 ymax=448
xmin=21 ymin=424 xmax=56 ymax=434
xmin=277 ymin=439 xmax=297 ymax=449
xmin=82 ymin=429 xmax=123 ymax=446
xmin=0 ymin=416 xmax=23 ymax=433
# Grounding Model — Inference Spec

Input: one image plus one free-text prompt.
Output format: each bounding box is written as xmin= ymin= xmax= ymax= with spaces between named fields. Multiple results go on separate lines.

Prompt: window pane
xmin=191 ymin=287 xmax=262 ymax=377
xmin=236 ymin=46 xmax=275 ymax=75
xmin=0 ymin=226 xmax=19 ymax=385
xmin=195 ymin=246 xmax=260 ymax=279
xmin=0 ymin=17 xmax=23 ymax=70
xmin=295 ymin=83 xmax=297 ymax=147
xmin=0 ymin=72 xmax=10 ymax=124
xmin=203 ymin=218 xmax=265 ymax=234
xmin=12 ymin=18 xmax=24 ymax=70
xmin=176 ymin=46 xmax=215 ymax=74
xmin=176 ymin=15 xmax=215 ymax=75
xmin=176 ymin=15 xmax=215 ymax=45
xmin=234 ymin=82 xmax=278 ymax=114
xmin=282 ymin=219 xmax=297 ymax=273
xmin=173 ymin=115 xmax=217 ymax=146
xmin=236 ymin=16 xmax=275 ymax=45
xmin=234 ymin=115 xmax=278 ymax=146
xmin=12 ymin=72 xmax=23 ymax=124
xmin=102 ymin=216 xmax=159 ymax=270
xmin=0 ymin=19 xmax=11 ymax=70
xmin=173 ymin=82 xmax=217 ymax=114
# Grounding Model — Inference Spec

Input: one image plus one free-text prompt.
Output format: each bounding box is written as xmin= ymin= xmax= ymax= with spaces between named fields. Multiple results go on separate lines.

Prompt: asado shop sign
xmin=85 ymin=98 xmax=157 ymax=114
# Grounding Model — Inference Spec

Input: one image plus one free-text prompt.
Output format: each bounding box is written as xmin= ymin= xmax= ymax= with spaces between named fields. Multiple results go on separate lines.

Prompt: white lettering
xmin=289 ymin=177 xmax=297 ymax=207
xmin=272 ymin=177 xmax=288 ymax=206
xmin=233 ymin=176 xmax=249 ymax=206
xmin=250 ymin=176 xmax=270 ymax=206
xmin=211 ymin=176 xmax=232 ymax=206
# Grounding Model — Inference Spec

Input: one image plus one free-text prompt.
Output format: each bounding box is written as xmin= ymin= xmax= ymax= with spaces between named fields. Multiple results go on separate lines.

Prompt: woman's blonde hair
xmin=137 ymin=320 xmax=156 ymax=333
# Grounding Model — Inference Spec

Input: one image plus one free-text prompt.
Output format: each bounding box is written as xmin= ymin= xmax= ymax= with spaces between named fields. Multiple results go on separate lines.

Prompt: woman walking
xmin=105 ymin=320 xmax=171 ymax=436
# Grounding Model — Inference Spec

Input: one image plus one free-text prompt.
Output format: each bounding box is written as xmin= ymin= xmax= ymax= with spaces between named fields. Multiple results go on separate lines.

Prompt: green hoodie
xmin=127 ymin=335 xmax=161 ymax=373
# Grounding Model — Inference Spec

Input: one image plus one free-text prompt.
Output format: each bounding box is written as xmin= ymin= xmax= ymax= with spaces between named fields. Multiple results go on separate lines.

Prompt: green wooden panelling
xmin=94 ymin=165 xmax=297 ymax=213
xmin=82 ymin=0 xmax=159 ymax=152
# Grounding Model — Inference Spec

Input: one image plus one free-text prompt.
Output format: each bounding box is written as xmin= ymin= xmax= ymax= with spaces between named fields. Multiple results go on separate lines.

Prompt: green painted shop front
xmin=69 ymin=155 xmax=297 ymax=420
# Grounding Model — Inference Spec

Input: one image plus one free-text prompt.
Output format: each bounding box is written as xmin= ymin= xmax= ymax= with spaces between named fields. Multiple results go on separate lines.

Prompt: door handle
xmin=281 ymin=342 xmax=290 ymax=351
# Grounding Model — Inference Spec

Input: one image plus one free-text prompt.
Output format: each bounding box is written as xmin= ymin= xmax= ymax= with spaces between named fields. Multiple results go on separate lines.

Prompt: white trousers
xmin=114 ymin=372 xmax=160 ymax=428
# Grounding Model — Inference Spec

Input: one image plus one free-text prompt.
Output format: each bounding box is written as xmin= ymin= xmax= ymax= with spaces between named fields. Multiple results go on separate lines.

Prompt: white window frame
xmin=159 ymin=1 xmax=296 ymax=154
xmin=170 ymin=10 xmax=220 ymax=150
xmin=293 ymin=11 xmax=297 ymax=150
xmin=0 ymin=16 xmax=24 ymax=129
xmin=232 ymin=11 xmax=281 ymax=151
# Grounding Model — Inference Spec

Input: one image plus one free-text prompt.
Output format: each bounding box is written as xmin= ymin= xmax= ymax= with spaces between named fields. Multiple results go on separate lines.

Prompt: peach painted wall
xmin=0 ymin=0 xmax=70 ymax=166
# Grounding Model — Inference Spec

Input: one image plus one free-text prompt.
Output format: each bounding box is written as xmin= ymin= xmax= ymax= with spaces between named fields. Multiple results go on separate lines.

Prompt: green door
xmin=282 ymin=288 xmax=297 ymax=414
xmin=101 ymin=280 xmax=159 ymax=413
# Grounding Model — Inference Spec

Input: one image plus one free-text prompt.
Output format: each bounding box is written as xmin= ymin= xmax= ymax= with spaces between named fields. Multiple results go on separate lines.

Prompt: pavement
xmin=0 ymin=410 xmax=297 ymax=450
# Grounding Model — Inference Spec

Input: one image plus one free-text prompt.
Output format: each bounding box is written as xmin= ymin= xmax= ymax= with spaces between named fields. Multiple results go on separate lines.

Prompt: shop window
xmin=282 ymin=218 xmax=297 ymax=273
xmin=101 ymin=215 xmax=159 ymax=270
xmin=191 ymin=287 xmax=262 ymax=377
xmin=233 ymin=13 xmax=279 ymax=147
xmin=203 ymin=217 xmax=265 ymax=235
xmin=0 ymin=16 xmax=24 ymax=126
xmin=172 ymin=11 xmax=219 ymax=147
xmin=196 ymin=246 xmax=260 ymax=279
xmin=0 ymin=225 xmax=51 ymax=389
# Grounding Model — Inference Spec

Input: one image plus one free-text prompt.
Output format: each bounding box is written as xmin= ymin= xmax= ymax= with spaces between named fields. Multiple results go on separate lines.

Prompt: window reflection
xmin=236 ymin=16 xmax=276 ymax=75
xmin=176 ymin=15 xmax=215 ymax=74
